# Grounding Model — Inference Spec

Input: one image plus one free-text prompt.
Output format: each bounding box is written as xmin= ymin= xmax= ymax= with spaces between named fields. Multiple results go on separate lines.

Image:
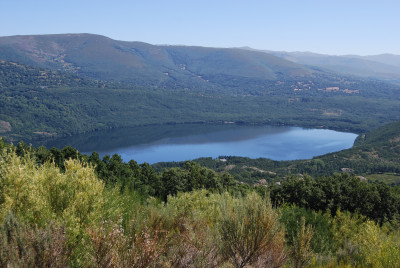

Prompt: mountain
xmin=263 ymin=50 xmax=400 ymax=84
xmin=361 ymin=54 xmax=400 ymax=68
xmin=2 ymin=34 xmax=400 ymax=96
xmin=0 ymin=33 xmax=313 ymax=92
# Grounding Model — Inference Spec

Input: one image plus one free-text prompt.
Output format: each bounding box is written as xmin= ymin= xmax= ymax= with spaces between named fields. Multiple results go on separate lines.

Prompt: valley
xmin=1 ymin=33 xmax=400 ymax=268
xmin=2 ymin=1 xmax=400 ymax=266
xmin=0 ymin=34 xmax=399 ymax=142
xmin=0 ymin=34 xmax=399 ymax=187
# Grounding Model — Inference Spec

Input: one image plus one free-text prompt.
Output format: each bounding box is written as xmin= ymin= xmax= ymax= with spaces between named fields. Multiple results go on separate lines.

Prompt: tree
xmin=161 ymin=168 xmax=187 ymax=200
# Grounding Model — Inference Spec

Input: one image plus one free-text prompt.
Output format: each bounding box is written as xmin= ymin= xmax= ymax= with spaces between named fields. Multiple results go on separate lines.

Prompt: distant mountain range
xmin=248 ymin=49 xmax=400 ymax=84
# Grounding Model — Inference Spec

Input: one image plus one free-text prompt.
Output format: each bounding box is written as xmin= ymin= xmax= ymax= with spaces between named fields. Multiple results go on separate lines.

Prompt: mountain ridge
xmin=0 ymin=33 xmax=313 ymax=87
xmin=251 ymin=49 xmax=400 ymax=84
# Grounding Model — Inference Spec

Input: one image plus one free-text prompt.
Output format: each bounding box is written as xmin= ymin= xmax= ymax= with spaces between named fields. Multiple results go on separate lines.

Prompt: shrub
xmin=218 ymin=192 xmax=286 ymax=268
xmin=290 ymin=217 xmax=314 ymax=268
xmin=0 ymin=149 xmax=104 ymax=227
xmin=0 ymin=213 xmax=69 ymax=267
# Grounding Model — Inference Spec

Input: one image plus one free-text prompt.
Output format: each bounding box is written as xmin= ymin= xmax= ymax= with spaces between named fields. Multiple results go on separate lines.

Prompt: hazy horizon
xmin=1 ymin=0 xmax=399 ymax=56
xmin=1 ymin=32 xmax=399 ymax=58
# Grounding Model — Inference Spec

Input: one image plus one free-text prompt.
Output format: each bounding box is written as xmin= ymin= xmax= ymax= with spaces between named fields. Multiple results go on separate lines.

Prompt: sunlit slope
xmin=0 ymin=33 xmax=311 ymax=88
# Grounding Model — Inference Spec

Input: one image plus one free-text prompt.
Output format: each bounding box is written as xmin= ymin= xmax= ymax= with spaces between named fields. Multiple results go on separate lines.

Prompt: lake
xmin=36 ymin=124 xmax=358 ymax=164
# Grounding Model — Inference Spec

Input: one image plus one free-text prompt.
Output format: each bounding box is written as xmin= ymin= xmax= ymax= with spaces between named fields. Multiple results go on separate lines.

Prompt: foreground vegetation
xmin=1 ymin=139 xmax=400 ymax=267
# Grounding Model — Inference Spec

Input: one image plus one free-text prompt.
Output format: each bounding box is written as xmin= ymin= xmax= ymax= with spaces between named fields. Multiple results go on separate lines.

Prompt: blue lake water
xmin=38 ymin=124 xmax=358 ymax=164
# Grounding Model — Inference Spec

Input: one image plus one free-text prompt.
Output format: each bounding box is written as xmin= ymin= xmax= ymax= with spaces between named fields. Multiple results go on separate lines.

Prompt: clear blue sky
xmin=1 ymin=0 xmax=399 ymax=55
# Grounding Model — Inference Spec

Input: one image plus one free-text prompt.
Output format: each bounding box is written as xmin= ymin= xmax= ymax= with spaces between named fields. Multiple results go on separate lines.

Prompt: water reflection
xmin=33 ymin=124 xmax=358 ymax=164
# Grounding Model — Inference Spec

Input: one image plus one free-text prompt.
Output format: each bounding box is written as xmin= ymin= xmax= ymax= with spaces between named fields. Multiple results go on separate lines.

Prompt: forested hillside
xmin=1 ymin=34 xmax=400 ymax=142
xmin=1 ymin=59 xmax=400 ymax=141
xmin=1 ymin=34 xmax=400 ymax=97
xmin=0 ymin=34 xmax=313 ymax=86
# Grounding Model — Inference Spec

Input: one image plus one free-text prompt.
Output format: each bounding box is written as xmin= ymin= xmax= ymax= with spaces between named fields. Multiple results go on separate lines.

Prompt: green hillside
xmin=0 ymin=34 xmax=310 ymax=88
xmin=0 ymin=34 xmax=400 ymax=142
xmin=2 ymin=34 xmax=400 ymax=96
xmin=0 ymin=60 xmax=107 ymax=88
xmin=1 ymin=59 xmax=400 ymax=141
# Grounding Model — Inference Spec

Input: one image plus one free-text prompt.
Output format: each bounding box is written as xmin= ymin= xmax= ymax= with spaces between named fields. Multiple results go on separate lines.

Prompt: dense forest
xmin=1 ymin=59 xmax=400 ymax=142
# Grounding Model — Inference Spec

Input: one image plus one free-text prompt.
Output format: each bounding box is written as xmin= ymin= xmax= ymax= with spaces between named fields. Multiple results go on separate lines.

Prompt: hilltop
xmin=0 ymin=33 xmax=311 ymax=88
xmin=243 ymin=48 xmax=400 ymax=84
xmin=1 ymin=33 xmax=400 ymax=96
